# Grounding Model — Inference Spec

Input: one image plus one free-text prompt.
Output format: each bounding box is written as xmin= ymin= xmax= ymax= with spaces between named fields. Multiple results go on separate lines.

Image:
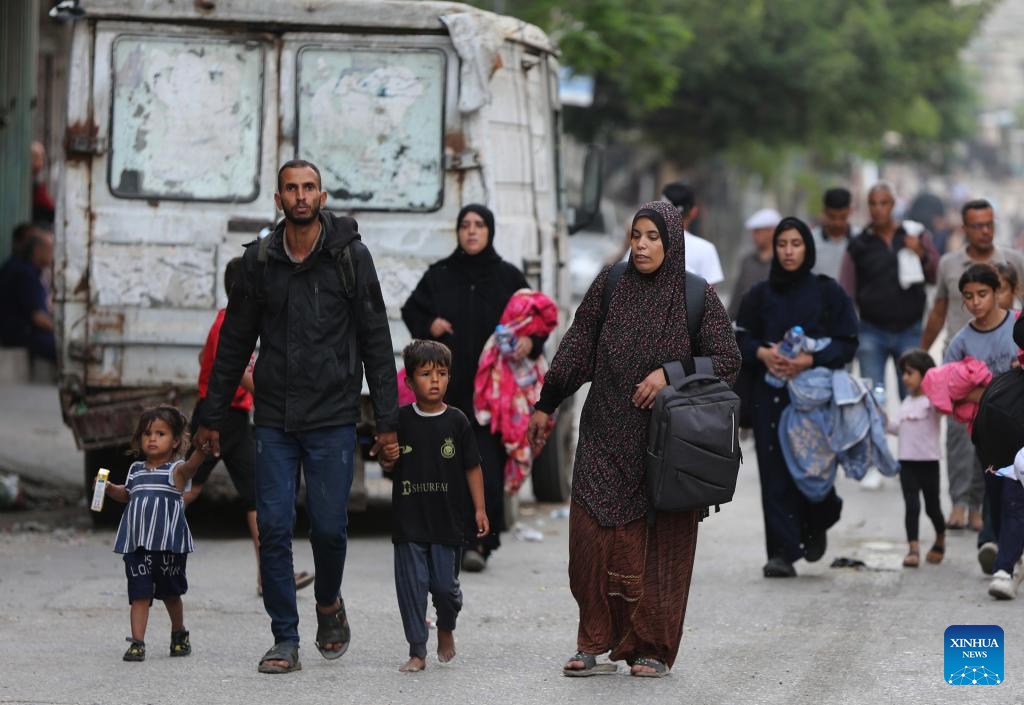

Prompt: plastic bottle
xmin=871 ymin=384 xmax=886 ymax=408
xmin=764 ymin=326 xmax=806 ymax=388
xmin=90 ymin=468 xmax=110 ymax=512
xmin=495 ymin=324 xmax=537 ymax=388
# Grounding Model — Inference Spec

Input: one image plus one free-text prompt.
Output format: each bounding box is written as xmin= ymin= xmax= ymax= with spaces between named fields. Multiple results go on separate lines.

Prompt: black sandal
xmin=315 ymin=598 xmax=351 ymax=660
xmin=170 ymin=629 xmax=191 ymax=657
xmin=123 ymin=638 xmax=146 ymax=662
xmin=630 ymin=656 xmax=669 ymax=678
xmin=257 ymin=641 xmax=301 ymax=674
xmin=562 ymin=651 xmax=617 ymax=677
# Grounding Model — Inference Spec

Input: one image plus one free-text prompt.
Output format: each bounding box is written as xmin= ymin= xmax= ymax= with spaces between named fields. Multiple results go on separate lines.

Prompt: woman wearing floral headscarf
xmin=528 ymin=201 xmax=740 ymax=678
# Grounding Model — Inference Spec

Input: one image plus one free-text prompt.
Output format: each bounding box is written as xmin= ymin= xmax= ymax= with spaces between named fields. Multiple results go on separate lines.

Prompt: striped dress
xmin=113 ymin=460 xmax=194 ymax=554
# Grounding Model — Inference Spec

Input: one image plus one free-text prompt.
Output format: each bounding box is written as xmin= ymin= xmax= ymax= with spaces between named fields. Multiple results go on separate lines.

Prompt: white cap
xmin=1015 ymin=447 xmax=1024 ymax=486
xmin=744 ymin=208 xmax=782 ymax=231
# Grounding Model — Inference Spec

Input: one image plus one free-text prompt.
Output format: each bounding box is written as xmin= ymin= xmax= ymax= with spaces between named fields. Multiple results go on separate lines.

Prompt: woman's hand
xmin=632 ymin=368 xmax=668 ymax=410
xmin=757 ymin=344 xmax=789 ymax=380
xmin=429 ymin=317 xmax=454 ymax=338
xmin=777 ymin=351 xmax=814 ymax=378
xmin=513 ymin=335 xmax=533 ymax=360
xmin=528 ymin=410 xmax=550 ymax=453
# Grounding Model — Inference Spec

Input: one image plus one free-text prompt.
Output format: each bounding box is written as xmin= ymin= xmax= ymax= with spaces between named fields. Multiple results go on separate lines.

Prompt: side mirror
xmin=568 ymin=144 xmax=603 ymax=234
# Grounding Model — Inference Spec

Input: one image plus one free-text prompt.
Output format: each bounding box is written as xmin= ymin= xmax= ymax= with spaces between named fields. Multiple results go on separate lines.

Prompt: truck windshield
xmin=296 ymin=47 xmax=445 ymax=211
xmin=109 ymin=36 xmax=263 ymax=202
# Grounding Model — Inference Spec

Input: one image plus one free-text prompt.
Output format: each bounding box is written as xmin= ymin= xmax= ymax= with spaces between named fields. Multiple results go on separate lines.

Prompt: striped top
xmin=113 ymin=460 xmax=194 ymax=554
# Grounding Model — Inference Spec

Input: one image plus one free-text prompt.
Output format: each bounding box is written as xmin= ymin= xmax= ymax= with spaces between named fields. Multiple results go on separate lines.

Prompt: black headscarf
xmin=444 ymin=204 xmax=501 ymax=285
xmin=769 ymin=216 xmax=817 ymax=291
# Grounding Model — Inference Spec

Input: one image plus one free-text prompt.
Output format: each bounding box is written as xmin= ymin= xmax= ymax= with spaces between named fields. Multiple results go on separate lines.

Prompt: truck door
xmin=79 ymin=24 xmax=278 ymax=392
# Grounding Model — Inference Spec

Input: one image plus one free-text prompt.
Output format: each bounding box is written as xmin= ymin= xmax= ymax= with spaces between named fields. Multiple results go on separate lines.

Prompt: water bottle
xmin=871 ymin=384 xmax=886 ymax=408
xmin=764 ymin=326 xmax=805 ymax=388
xmin=495 ymin=324 xmax=537 ymax=388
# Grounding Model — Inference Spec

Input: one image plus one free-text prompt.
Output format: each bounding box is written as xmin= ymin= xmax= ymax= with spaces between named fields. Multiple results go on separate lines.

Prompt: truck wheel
xmin=84 ymin=445 xmax=132 ymax=527
xmin=531 ymin=406 xmax=574 ymax=503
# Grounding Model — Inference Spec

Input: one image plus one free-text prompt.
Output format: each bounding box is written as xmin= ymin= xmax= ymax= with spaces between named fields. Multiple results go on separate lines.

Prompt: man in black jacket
xmin=196 ymin=160 xmax=398 ymax=674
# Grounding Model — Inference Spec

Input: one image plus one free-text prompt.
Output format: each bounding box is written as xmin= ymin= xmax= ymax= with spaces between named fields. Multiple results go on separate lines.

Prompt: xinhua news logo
xmin=945 ymin=625 xmax=1003 ymax=685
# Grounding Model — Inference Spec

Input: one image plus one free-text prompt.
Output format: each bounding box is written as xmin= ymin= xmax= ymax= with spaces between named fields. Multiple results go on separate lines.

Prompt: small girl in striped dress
xmin=102 ymin=405 xmax=208 ymax=662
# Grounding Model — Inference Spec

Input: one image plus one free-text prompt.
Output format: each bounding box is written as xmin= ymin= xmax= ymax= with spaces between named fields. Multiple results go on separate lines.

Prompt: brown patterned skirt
xmin=568 ymin=501 xmax=699 ymax=669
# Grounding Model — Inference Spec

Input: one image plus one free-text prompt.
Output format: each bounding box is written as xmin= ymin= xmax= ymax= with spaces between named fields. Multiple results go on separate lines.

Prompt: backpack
xmin=600 ymin=261 xmax=742 ymax=521
xmin=253 ymin=219 xmax=360 ymax=375
xmin=255 ymin=225 xmax=357 ymax=300
xmin=972 ymin=367 xmax=1024 ymax=469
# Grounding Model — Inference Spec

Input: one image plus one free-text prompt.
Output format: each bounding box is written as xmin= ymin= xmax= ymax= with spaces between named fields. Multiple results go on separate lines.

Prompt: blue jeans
xmin=254 ymin=424 xmax=356 ymax=644
xmin=855 ymin=320 xmax=922 ymax=400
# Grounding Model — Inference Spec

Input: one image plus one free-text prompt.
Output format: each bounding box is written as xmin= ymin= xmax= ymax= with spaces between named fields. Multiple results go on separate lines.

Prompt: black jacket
xmin=204 ymin=211 xmax=399 ymax=433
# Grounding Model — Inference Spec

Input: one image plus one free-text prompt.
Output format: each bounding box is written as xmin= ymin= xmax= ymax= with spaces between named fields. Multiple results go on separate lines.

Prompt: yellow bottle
xmin=90 ymin=468 xmax=110 ymax=512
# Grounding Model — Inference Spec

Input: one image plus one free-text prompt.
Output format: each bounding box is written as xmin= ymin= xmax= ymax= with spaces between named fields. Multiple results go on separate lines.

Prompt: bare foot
xmin=399 ymin=656 xmax=426 ymax=672
xmin=437 ymin=629 xmax=456 ymax=663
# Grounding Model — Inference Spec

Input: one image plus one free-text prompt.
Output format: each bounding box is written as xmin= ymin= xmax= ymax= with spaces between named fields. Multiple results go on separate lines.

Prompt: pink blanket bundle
xmin=473 ymin=289 xmax=559 ymax=493
xmin=921 ymin=356 xmax=992 ymax=433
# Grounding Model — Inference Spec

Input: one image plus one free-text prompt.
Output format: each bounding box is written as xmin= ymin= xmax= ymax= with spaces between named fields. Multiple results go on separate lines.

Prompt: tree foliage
xmin=467 ymin=0 xmax=992 ymax=167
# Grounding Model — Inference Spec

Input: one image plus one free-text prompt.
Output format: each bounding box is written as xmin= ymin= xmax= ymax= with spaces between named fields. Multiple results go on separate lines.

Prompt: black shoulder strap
xmin=598 ymin=261 xmax=706 ymax=357
xmin=256 ymin=231 xmax=356 ymax=300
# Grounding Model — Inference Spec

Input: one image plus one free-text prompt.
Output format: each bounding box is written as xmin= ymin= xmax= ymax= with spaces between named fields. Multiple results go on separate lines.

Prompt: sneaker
xmin=860 ymin=467 xmax=883 ymax=490
xmin=802 ymin=529 xmax=827 ymax=563
xmin=988 ymin=570 xmax=1017 ymax=600
xmin=763 ymin=557 xmax=796 ymax=578
xmin=977 ymin=542 xmax=998 ymax=576
xmin=462 ymin=548 xmax=487 ymax=573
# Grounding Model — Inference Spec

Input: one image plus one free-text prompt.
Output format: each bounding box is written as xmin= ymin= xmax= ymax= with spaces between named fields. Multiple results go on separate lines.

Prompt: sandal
xmin=902 ymin=552 xmax=920 ymax=568
xmin=630 ymin=656 xmax=669 ymax=678
xmin=926 ymin=544 xmax=945 ymax=564
xmin=123 ymin=638 xmax=146 ymax=662
xmin=294 ymin=571 xmax=314 ymax=591
xmin=315 ymin=598 xmax=351 ymax=660
xmin=562 ymin=651 xmax=617 ymax=677
xmin=257 ymin=641 xmax=301 ymax=674
xmin=170 ymin=629 xmax=191 ymax=657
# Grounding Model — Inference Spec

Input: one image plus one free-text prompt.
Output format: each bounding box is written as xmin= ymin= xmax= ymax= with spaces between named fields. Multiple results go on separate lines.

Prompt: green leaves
xmin=465 ymin=0 xmax=991 ymax=166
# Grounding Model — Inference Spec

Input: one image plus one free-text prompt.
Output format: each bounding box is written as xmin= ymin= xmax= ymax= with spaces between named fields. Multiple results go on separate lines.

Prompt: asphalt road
xmin=2 ymin=451 xmax=1022 ymax=705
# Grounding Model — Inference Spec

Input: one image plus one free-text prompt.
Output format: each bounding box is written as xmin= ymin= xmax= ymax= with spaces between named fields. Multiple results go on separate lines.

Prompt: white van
xmin=53 ymin=0 xmax=599 ymax=519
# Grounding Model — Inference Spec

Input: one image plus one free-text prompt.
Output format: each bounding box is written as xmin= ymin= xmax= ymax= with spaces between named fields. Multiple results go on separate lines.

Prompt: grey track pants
xmin=393 ymin=542 xmax=463 ymax=659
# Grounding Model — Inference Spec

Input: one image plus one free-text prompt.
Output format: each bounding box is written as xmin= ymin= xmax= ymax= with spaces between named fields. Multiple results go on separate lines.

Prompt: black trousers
xmin=898 ymin=459 xmax=945 ymax=542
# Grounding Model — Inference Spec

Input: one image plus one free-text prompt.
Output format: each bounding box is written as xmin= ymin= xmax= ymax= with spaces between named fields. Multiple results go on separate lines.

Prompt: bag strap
xmin=599 ymin=262 xmax=705 ymax=344
xmin=256 ymin=229 xmax=356 ymax=301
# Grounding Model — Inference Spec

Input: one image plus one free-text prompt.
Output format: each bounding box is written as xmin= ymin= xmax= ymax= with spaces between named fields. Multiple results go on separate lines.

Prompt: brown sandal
xmin=926 ymin=544 xmax=945 ymax=564
xmin=902 ymin=552 xmax=920 ymax=568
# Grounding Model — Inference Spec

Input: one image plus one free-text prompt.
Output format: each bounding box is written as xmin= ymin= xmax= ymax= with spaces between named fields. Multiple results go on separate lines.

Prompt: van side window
xmin=296 ymin=47 xmax=445 ymax=212
xmin=109 ymin=36 xmax=264 ymax=202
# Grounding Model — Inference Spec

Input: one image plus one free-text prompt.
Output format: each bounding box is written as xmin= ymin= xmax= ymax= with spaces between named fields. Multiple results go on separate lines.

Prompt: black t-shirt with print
xmin=391 ymin=404 xmax=481 ymax=545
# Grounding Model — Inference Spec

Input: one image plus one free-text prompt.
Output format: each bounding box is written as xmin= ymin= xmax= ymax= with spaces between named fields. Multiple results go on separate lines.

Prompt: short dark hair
xmin=958 ymin=262 xmax=1001 ymax=294
xmin=961 ymin=198 xmax=993 ymax=222
xmin=661 ymin=182 xmax=695 ymax=217
xmin=224 ymin=257 xmax=245 ymax=297
xmin=403 ymin=339 xmax=452 ymax=377
xmin=11 ymin=222 xmax=38 ymax=256
xmin=823 ymin=188 xmax=851 ymax=210
xmin=277 ymin=159 xmax=322 ymax=193
xmin=993 ymin=261 xmax=1020 ymax=296
xmin=128 ymin=405 xmax=189 ymax=459
xmin=897 ymin=348 xmax=936 ymax=377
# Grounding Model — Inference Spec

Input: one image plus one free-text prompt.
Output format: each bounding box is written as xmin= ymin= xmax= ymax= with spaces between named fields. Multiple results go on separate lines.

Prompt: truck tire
xmin=531 ymin=404 xmax=575 ymax=503
xmin=84 ymin=445 xmax=132 ymax=527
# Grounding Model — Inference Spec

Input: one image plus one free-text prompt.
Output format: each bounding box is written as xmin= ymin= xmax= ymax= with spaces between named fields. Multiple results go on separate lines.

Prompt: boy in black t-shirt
xmin=380 ymin=340 xmax=489 ymax=672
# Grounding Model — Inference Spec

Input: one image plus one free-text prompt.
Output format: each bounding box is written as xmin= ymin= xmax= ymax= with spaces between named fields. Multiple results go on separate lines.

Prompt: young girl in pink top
xmin=887 ymin=349 xmax=945 ymax=567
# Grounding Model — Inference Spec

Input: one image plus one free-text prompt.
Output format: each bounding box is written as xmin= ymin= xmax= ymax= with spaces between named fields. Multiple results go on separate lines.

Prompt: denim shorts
xmin=123 ymin=549 xmax=188 ymax=604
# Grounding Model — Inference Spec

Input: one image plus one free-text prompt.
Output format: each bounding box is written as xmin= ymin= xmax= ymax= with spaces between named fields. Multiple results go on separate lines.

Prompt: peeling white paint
xmin=110 ymin=36 xmax=263 ymax=201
